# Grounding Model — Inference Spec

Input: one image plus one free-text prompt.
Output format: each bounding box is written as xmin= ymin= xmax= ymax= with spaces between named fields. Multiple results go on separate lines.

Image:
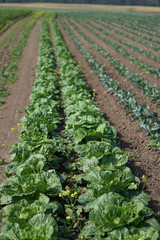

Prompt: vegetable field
xmin=0 ymin=9 xmax=160 ymax=240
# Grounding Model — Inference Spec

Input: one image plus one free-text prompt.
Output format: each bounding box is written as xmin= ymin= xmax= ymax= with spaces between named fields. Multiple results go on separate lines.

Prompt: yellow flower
xmin=65 ymin=186 xmax=69 ymax=190
xmin=131 ymin=182 xmax=134 ymax=186
xmin=134 ymin=185 xmax=137 ymax=189
xmin=88 ymin=94 xmax=91 ymax=97
xmin=2 ymin=144 xmax=5 ymax=147
xmin=61 ymin=73 xmax=64 ymax=76
xmin=66 ymin=190 xmax=70 ymax=195
xmin=73 ymin=174 xmax=77 ymax=179
xmin=59 ymin=193 xmax=63 ymax=197
xmin=93 ymin=89 xmax=95 ymax=91
xmin=138 ymin=238 xmax=143 ymax=240
xmin=58 ymin=81 xmax=61 ymax=84
xmin=80 ymin=235 xmax=84 ymax=239
xmin=74 ymin=191 xmax=77 ymax=196
xmin=11 ymin=128 xmax=15 ymax=131
xmin=66 ymin=216 xmax=70 ymax=220
xmin=17 ymin=123 xmax=21 ymax=126
xmin=22 ymin=126 xmax=24 ymax=128
xmin=71 ymin=193 xmax=75 ymax=198
xmin=142 ymin=175 xmax=145 ymax=180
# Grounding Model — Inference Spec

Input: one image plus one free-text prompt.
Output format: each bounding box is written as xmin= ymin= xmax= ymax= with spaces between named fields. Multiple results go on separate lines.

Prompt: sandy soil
xmin=57 ymin=18 xmax=160 ymax=214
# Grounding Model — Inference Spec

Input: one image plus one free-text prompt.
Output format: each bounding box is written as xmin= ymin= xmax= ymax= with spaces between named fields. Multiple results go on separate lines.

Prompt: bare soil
xmin=0 ymin=19 xmax=42 ymax=187
xmin=57 ymin=18 xmax=160 ymax=214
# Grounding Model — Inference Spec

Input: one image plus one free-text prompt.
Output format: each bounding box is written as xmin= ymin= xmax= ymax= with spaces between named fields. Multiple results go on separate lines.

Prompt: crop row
xmin=64 ymin=16 xmax=160 ymax=106
xmin=0 ymin=18 xmax=65 ymax=239
xmin=69 ymin=17 xmax=160 ymax=79
xmin=59 ymin=17 xmax=160 ymax=150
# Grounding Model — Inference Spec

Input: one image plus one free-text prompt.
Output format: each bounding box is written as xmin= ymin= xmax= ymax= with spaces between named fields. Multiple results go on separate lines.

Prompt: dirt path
xmin=57 ymin=18 xmax=160 ymax=214
xmin=0 ymin=19 xmax=42 ymax=185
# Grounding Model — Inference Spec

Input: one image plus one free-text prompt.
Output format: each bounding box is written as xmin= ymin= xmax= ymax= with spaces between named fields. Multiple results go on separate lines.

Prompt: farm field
xmin=0 ymin=7 xmax=160 ymax=239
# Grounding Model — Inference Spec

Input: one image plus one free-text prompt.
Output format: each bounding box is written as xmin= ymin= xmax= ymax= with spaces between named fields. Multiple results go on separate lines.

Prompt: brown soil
xmin=89 ymin=19 xmax=160 ymax=68
xmin=63 ymin=18 xmax=160 ymax=118
xmin=0 ymin=19 xmax=42 ymax=187
xmin=57 ymin=18 xmax=160 ymax=214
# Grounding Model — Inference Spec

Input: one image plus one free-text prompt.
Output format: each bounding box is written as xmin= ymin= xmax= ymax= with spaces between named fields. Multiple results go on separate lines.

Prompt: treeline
xmin=0 ymin=0 xmax=160 ymax=6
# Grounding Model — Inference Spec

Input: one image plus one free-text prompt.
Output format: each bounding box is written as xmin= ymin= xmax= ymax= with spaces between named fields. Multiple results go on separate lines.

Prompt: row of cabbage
xmin=0 ymin=18 xmax=66 ymax=239
xmin=59 ymin=16 xmax=160 ymax=151
xmin=50 ymin=15 xmax=160 ymax=239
